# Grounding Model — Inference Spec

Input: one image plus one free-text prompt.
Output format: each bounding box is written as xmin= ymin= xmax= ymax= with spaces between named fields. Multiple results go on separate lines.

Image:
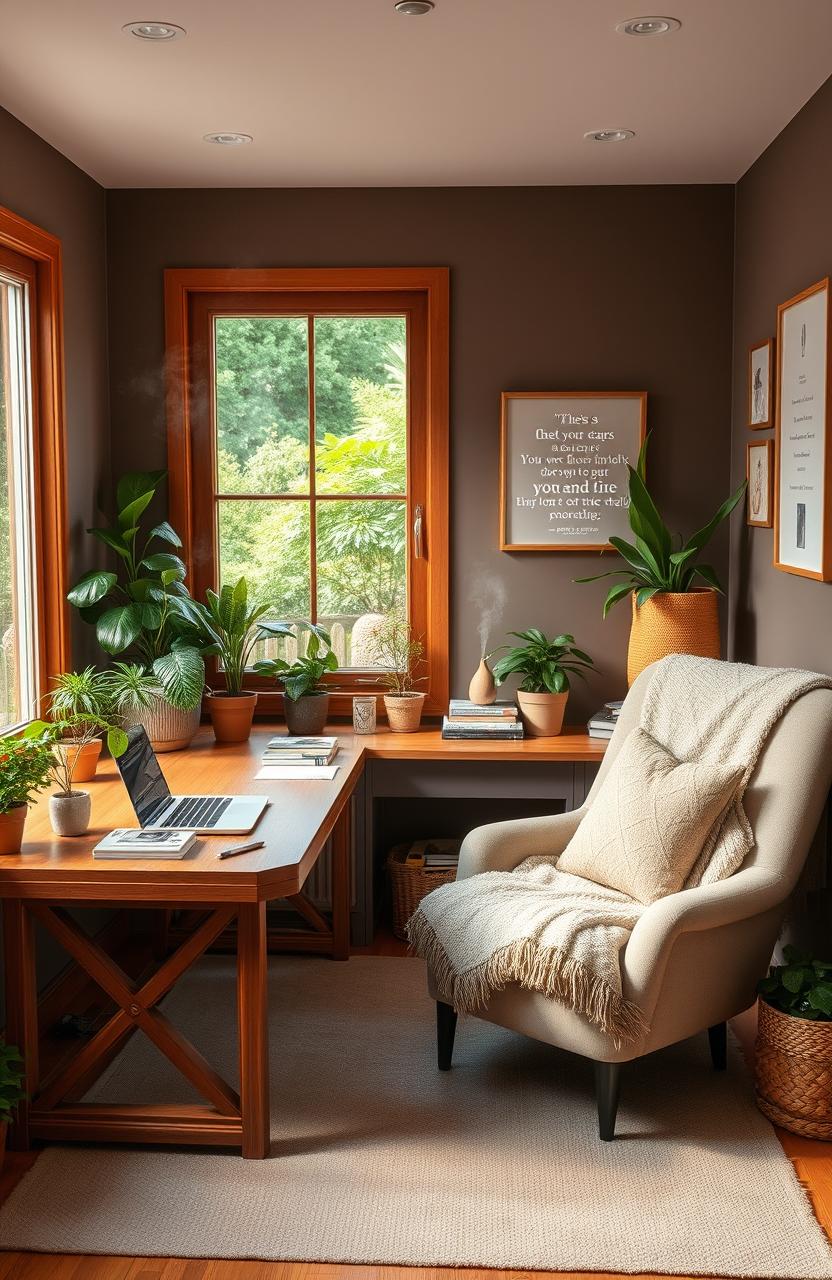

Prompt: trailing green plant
xmin=364 ymin=613 xmax=425 ymax=695
xmin=47 ymin=667 xmax=114 ymax=727
xmin=66 ymin=471 xmax=206 ymax=709
xmin=0 ymin=733 xmax=54 ymax=813
xmin=253 ymin=623 xmax=338 ymax=700
xmin=0 ymin=1041 xmax=24 ymax=1125
xmin=758 ymin=946 xmax=832 ymax=1022
xmin=24 ymin=714 xmax=128 ymax=796
xmin=576 ymin=436 xmax=747 ymax=617
xmin=492 ymin=629 xmax=594 ymax=694
xmin=177 ymin=578 xmax=292 ymax=695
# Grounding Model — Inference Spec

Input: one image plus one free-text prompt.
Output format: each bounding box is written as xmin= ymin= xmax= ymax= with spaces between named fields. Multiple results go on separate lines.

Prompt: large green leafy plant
xmin=577 ymin=438 xmax=747 ymax=616
xmin=492 ymin=630 xmax=594 ymax=694
xmin=254 ymin=624 xmax=338 ymax=700
xmin=758 ymin=947 xmax=832 ymax=1022
xmin=179 ymin=578 xmax=293 ymax=695
xmin=67 ymin=472 xmax=206 ymax=709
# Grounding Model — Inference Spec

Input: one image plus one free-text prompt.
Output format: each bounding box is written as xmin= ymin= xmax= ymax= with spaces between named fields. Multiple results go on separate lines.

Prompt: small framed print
xmin=747 ymin=439 xmax=773 ymax=527
xmin=748 ymin=338 xmax=773 ymax=429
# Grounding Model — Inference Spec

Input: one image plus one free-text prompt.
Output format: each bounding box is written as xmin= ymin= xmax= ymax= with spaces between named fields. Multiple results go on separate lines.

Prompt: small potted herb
xmin=24 ymin=714 xmax=128 ymax=837
xmin=47 ymin=667 xmax=115 ymax=781
xmin=755 ymin=947 xmax=832 ymax=1140
xmin=0 ymin=734 xmax=54 ymax=855
xmin=254 ymin=624 xmax=338 ymax=735
xmin=0 ymin=1040 xmax=24 ymax=1169
xmin=492 ymin=629 xmax=594 ymax=737
xmin=366 ymin=614 xmax=426 ymax=733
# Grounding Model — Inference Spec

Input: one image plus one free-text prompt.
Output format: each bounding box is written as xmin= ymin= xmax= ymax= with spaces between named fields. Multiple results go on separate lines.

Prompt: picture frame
xmin=746 ymin=438 xmax=773 ymax=527
xmin=747 ymin=337 xmax=773 ymax=429
xmin=499 ymin=391 xmax=647 ymax=551
xmin=774 ymin=277 xmax=832 ymax=580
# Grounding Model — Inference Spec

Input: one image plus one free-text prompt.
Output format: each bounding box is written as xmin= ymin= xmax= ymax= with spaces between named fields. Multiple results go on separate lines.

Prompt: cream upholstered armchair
xmin=430 ymin=664 xmax=832 ymax=1140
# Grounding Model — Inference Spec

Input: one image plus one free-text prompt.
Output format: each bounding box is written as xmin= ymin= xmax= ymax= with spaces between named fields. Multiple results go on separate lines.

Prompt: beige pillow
xmin=557 ymin=728 xmax=742 ymax=904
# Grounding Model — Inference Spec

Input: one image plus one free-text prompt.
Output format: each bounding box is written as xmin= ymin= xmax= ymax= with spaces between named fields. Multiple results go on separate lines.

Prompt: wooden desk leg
xmin=331 ymin=800 xmax=351 ymax=961
xmin=3 ymin=901 xmax=38 ymax=1150
xmin=237 ymin=902 xmax=269 ymax=1158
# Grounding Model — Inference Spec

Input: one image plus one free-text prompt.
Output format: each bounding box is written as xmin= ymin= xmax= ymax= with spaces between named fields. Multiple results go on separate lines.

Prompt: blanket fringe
xmin=407 ymin=910 xmax=648 ymax=1049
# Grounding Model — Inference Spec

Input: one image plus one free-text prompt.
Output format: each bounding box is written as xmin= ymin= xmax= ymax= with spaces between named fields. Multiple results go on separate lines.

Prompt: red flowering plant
xmin=0 ymin=733 xmax=54 ymax=815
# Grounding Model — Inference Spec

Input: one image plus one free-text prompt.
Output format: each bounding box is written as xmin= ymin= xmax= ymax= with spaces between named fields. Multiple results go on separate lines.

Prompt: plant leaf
xmin=67 ymin=570 xmax=117 ymax=608
xmin=96 ymin=603 xmax=144 ymax=653
xmin=148 ymin=521 xmax=182 ymax=547
xmin=151 ymin=647 xmax=205 ymax=711
xmin=116 ymin=470 xmax=165 ymax=514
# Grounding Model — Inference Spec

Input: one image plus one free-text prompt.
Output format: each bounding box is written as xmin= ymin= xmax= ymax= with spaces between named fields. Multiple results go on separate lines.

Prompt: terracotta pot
xmin=0 ymin=805 xmax=28 ymax=856
xmin=384 ymin=692 xmax=426 ymax=733
xmin=627 ymin=588 xmax=720 ymax=685
xmin=207 ymin=691 xmax=258 ymax=743
xmin=517 ymin=689 xmax=568 ymax=738
xmin=49 ymin=791 xmax=91 ymax=837
xmin=122 ymin=696 xmax=201 ymax=752
xmin=284 ymin=693 xmax=330 ymax=736
xmin=58 ymin=737 xmax=102 ymax=783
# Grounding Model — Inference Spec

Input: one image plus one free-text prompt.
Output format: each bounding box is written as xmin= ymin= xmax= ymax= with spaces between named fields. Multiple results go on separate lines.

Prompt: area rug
xmin=1 ymin=956 xmax=830 ymax=1277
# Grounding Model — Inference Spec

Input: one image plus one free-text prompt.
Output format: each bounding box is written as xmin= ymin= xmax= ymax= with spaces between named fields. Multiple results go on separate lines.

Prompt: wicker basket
xmin=626 ymin=588 xmax=720 ymax=685
xmin=755 ymin=998 xmax=832 ymax=1141
xmin=387 ymin=840 xmax=460 ymax=941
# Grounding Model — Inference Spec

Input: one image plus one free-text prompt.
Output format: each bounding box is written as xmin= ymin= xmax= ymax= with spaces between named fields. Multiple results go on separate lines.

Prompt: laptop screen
xmin=116 ymin=726 xmax=173 ymax=827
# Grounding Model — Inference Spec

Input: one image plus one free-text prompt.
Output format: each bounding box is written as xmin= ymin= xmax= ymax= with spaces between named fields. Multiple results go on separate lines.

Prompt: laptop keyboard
xmin=164 ymin=796 xmax=233 ymax=828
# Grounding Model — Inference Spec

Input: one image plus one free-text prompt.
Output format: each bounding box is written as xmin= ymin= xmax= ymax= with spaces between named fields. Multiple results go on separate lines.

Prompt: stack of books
xmin=404 ymin=839 xmax=460 ymax=870
xmin=262 ymin=736 xmax=339 ymax=765
xmin=441 ymin=699 xmax=524 ymax=740
xmin=587 ymin=700 xmax=624 ymax=739
xmin=93 ymin=828 xmax=196 ymax=860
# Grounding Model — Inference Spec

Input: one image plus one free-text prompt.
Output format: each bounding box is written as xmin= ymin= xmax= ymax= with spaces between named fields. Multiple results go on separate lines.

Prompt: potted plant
xmin=46 ymin=667 xmax=115 ymax=781
xmin=755 ymin=947 xmax=832 ymax=1140
xmin=254 ymin=623 xmax=338 ymax=735
xmin=0 ymin=1040 xmax=24 ymax=1170
xmin=0 ymin=733 xmax=54 ymax=855
xmin=66 ymin=470 xmax=206 ymax=750
xmin=576 ymin=437 xmax=746 ymax=684
xmin=24 ymin=714 xmax=128 ymax=837
xmin=365 ymin=614 xmax=426 ymax=733
xmin=492 ymin=629 xmax=594 ymax=737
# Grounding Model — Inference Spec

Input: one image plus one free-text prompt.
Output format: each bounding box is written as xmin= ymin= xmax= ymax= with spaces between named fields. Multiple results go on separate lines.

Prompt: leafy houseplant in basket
xmin=46 ymin=667 xmax=115 ymax=782
xmin=0 ymin=734 xmax=53 ymax=855
xmin=365 ymin=614 xmax=426 ymax=733
xmin=576 ymin=437 xmax=746 ymax=684
xmin=755 ymin=947 xmax=832 ymax=1140
xmin=0 ymin=1040 xmax=24 ymax=1170
xmin=492 ymin=630 xmax=594 ymax=738
xmin=66 ymin=471 xmax=207 ymax=750
xmin=24 ymin=714 xmax=128 ymax=837
xmin=254 ymin=624 xmax=338 ymax=736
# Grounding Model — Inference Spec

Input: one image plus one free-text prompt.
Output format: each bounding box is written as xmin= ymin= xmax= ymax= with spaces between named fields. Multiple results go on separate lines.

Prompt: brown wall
xmin=729 ymin=77 xmax=832 ymax=672
xmin=106 ymin=185 xmax=735 ymax=715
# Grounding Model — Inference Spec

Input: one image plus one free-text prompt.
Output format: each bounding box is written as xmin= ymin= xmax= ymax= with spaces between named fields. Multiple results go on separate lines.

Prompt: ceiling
xmin=2 ymin=0 xmax=832 ymax=188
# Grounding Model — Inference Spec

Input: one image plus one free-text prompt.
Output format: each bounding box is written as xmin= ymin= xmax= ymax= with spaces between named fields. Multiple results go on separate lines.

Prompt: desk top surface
xmin=0 ymin=726 xmax=606 ymax=901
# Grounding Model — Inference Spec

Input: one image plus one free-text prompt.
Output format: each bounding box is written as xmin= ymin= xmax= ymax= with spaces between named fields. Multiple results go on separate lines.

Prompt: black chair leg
xmin=708 ymin=1021 xmax=727 ymax=1071
xmin=594 ymin=1061 xmax=621 ymax=1141
xmin=436 ymin=1000 xmax=457 ymax=1071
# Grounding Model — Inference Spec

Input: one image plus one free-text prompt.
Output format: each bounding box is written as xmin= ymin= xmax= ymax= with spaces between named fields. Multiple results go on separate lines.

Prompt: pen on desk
xmin=218 ymin=840 xmax=266 ymax=860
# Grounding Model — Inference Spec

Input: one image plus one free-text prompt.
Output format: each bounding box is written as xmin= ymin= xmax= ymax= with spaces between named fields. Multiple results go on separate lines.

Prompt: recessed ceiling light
xmin=394 ymin=1 xmax=435 ymax=14
xmin=615 ymin=16 xmax=681 ymax=36
xmin=123 ymin=20 xmax=186 ymax=40
xmin=584 ymin=129 xmax=635 ymax=143
xmin=203 ymin=132 xmax=254 ymax=146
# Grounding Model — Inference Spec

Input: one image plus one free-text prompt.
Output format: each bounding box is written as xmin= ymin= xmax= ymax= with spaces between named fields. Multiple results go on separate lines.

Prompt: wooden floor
xmin=1 ymin=931 xmax=830 ymax=1280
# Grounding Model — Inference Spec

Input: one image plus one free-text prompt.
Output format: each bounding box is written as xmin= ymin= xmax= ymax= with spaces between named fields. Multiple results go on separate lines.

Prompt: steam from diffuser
xmin=469 ymin=567 xmax=507 ymax=658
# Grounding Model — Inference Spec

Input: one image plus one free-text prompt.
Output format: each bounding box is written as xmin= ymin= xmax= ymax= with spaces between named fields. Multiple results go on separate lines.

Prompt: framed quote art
xmin=747 ymin=439 xmax=772 ymax=528
xmin=774 ymin=277 xmax=832 ymax=580
xmin=499 ymin=391 xmax=647 ymax=551
xmin=748 ymin=338 xmax=773 ymax=429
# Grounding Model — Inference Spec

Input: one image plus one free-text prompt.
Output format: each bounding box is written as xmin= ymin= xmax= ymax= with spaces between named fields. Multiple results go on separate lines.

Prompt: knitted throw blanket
xmin=408 ymin=656 xmax=832 ymax=1045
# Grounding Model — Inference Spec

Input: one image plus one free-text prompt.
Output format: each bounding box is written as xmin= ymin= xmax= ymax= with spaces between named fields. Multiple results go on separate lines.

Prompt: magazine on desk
xmin=93 ymin=828 xmax=197 ymax=859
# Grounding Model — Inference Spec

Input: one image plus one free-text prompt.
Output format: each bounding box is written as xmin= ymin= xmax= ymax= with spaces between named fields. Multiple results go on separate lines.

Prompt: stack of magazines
xmin=262 ymin=736 xmax=339 ymax=765
xmin=442 ymin=699 xmax=524 ymax=740
xmin=587 ymin=700 xmax=624 ymax=739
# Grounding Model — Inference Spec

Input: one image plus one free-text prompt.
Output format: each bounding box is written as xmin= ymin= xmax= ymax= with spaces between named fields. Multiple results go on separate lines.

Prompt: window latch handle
xmin=413 ymin=504 xmax=424 ymax=560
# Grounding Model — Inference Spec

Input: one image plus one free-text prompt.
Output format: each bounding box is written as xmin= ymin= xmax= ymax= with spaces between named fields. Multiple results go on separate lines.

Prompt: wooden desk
xmin=0 ymin=725 xmax=605 ymax=1159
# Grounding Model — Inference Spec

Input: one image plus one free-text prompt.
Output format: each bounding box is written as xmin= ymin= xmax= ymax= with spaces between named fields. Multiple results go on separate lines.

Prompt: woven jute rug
xmin=1 ymin=956 xmax=830 ymax=1276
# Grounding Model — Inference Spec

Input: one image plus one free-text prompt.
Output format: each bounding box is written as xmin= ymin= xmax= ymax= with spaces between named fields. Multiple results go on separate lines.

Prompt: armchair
xmin=430 ymin=664 xmax=832 ymax=1139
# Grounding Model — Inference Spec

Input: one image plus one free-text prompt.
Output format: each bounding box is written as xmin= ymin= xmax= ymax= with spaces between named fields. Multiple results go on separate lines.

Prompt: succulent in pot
xmin=492 ymin=629 xmax=594 ymax=738
xmin=0 ymin=733 xmax=54 ymax=855
xmin=46 ymin=667 xmax=115 ymax=781
xmin=254 ymin=623 xmax=338 ymax=735
xmin=24 ymin=713 xmax=128 ymax=837
xmin=0 ymin=1039 xmax=24 ymax=1169
xmin=365 ymin=613 xmax=426 ymax=733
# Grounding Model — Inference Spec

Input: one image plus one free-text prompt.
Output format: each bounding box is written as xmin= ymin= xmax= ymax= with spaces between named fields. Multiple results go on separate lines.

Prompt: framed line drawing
xmin=748 ymin=337 xmax=773 ymax=429
xmin=499 ymin=391 xmax=647 ymax=551
xmin=747 ymin=438 xmax=773 ymax=527
xmin=774 ymin=277 xmax=832 ymax=580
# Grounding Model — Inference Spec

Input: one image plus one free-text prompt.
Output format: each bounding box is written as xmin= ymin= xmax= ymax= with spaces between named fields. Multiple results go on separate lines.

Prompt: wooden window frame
xmin=0 ymin=205 xmax=70 ymax=716
xmin=164 ymin=267 xmax=449 ymax=718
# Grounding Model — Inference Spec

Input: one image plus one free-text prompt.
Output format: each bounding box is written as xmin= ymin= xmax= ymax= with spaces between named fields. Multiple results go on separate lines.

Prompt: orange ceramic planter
xmin=59 ymin=737 xmax=102 ymax=783
xmin=517 ymin=690 xmax=568 ymax=738
xmin=627 ymin=588 xmax=720 ymax=685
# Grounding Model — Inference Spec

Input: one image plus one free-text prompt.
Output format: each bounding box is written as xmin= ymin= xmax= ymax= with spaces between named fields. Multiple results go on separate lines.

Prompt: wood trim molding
xmin=0 ymin=204 xmax=71 ymax=686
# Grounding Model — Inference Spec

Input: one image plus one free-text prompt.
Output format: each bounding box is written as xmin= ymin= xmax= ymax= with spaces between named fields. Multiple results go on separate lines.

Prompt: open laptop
xmin=116 ymin=725 xmax=268 ymax=834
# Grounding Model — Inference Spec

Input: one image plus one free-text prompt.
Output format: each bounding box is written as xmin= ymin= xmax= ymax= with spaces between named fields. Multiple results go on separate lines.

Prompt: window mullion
xmin=307 ymin=314 xmax=318 ymax=627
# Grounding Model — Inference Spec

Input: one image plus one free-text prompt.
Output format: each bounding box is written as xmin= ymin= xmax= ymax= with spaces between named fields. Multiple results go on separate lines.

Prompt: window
xmin=165 ymin=269 xmax=449 ymax=714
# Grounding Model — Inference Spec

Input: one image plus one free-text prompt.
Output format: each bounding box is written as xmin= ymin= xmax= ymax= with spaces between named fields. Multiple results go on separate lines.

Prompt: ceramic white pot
xmin=122 ymin=696 xmax=201 ymax=752
xmin=49 ymin=791 xmax=91 ymax=837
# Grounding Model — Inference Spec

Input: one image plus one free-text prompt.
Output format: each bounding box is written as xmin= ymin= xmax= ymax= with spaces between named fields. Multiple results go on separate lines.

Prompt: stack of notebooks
xmin=93 ymin=828 xmax=196 ymax=860
xmin=441 ymin=699 xmax=524 ymax=740
xmin=262 ymin=736 xmax=339 ymax=766
xmin=587 ymin=699 xmax=624 ymax=739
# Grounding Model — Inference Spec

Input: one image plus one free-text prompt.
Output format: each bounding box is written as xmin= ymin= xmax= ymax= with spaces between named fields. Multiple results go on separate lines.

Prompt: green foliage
xmin=182 ymin=578 xmax=293 ymax=695
xmin=99 ymin=663 xmax=164 ymax=714
xmin=253 ymin=624 xmax=338 ymax=700
xmin=0 ymin=1041 xmax=25 ymax=1123
xmin=758 ymin=946 xmax=832 ymax=1021
xmin=24 ymin=714 xmax=128 ymax=796
xmin=0 ymin=733 xmax=54 ymax=813
xmin=48 ymin=668 xmax=114 ymax=723
xmin=364 ymin=612 xmax=425 ymax=694
xmin=492 ymin=630 xmax=594 ymax=695
xmin=576 ymin=436 xmax=747 ymax=617
xmin=67 ymin=472 xmax=206 ymax=709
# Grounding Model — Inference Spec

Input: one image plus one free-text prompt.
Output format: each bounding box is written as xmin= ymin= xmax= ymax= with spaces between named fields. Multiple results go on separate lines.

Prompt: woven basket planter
xmin=387 ymin=841 xmax=459 ymax=941
xmin=755 ymin=998 xmax=832 ymax=1141
xmin=627 ymin=588 xmax=720 ymax=685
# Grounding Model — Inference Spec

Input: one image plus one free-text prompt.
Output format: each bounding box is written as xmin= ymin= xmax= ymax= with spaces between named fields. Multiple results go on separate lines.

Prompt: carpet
xmin=1 ymin=956 xmax=830 ymax=1277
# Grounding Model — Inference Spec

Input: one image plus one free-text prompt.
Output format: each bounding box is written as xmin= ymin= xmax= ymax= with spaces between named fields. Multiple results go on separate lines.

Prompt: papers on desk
xmin=255 ymin=765 xmax=340 ymax=781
